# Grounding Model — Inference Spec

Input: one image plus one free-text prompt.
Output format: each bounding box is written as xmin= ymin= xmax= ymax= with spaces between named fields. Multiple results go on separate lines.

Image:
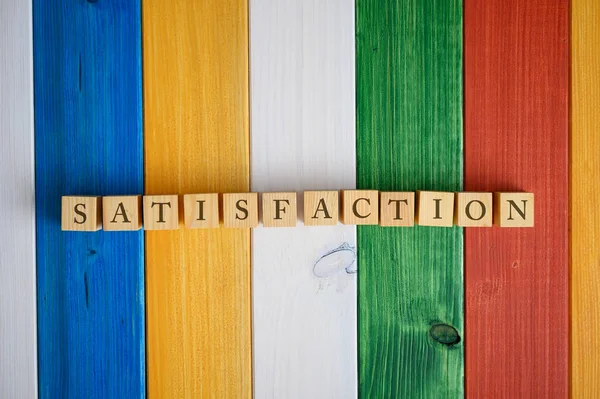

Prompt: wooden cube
xmin=61 ymin=196 xmax=102 ymax=231
xmin=184 ymin=193 xmax=219 ymax=229
xmin=143 ymin=195 xmax=179 ymax=230
xmin=102 ymin=195 xmax=143 ymax=231
xmin=380 ymin=192 xmax=415 ymax=227
xmin=262 ymin=192 xmax=297 ymax=228
xmin=303 ymin=191 xmax=339 ymax=226
xmin=455 ymin=192 xmax=493 ymax=227
xmin=341 ymin=190 xmax=379 ymax=225
xmin=223 ymin=193 xmax=258 ymax=228
xmin=494 ymin=192 xmax=534 ymax=227
xmin=416 ymin=191 xmax=454 ymax=227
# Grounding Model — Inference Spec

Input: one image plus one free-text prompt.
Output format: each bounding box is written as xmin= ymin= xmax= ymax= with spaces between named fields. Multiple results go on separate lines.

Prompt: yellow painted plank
xmin=142 ymin=1 xmax=251 ymax=397
xmin=571 ymin=0 xmax=600 ymax=397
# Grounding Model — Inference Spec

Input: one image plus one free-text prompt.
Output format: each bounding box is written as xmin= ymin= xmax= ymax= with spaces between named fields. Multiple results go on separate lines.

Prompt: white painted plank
xmin=250 ymin=1 xmax=357 ymax=397
xmin=0 ymin=1 xmax=38 ymax=398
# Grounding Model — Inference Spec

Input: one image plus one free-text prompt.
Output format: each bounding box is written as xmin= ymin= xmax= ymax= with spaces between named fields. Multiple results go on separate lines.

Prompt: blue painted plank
xmin=33 ymin=1 xmax=144 ymax=397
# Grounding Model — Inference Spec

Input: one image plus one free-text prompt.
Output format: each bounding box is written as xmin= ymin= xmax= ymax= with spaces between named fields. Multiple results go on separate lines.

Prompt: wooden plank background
xmin=142 ymin=1 xmax=251 ymax=397
xmin=464 ymin=0 xmax=569 ymax=397
xmin=356 ymin=0 xmax=464 ymax=397
xmin=250 ymin=1 xmax=357 ymax=397
xmin=571 ymin=0 xmax=600 ymax=396
xmin=33 ymin=1 xmax=145 ymax=397
xmin=0 ymin=1 xmax=37 ymax=397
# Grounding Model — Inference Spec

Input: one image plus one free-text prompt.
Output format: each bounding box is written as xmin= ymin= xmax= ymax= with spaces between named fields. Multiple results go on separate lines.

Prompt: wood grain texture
xmin=143 ymin=1 xmax=251 ymax=397
xmin=571 ymin=0 xmax=600 ymax=396
xmin=0 ymin=1 xmax=37 ymax=397
xmin=356 ymin=1 xmax=463 ymax=397
xmin=34 ymin=1 xmax=145 ymax=397
xmin=464 ymin=0 xmax=569 ymax=397
xmin=250 ymin=1 xmax=357 ymax=397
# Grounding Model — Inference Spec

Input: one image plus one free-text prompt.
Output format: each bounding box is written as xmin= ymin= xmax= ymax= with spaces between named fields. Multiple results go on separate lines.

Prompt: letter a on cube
xmin=103 ymin=195 xmax=143 ymax=231
xmin=62 ymin=196 xmax=102 ymax=231
xmin=303 ymin=191 xmax=339 ymax=226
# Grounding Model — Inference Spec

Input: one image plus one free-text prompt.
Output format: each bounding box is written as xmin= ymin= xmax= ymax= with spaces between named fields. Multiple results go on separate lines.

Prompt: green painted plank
xmin=356 ymin=0 xmax=463 ymax=397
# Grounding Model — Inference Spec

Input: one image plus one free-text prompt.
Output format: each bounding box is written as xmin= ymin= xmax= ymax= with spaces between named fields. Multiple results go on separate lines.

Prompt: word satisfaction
xmin=61 ymin=191 xmax=534 ymax=232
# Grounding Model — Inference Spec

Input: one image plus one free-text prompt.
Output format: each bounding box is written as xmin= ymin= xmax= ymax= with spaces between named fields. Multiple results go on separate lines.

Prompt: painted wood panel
xmin=0 ymin=1 xmax=37 ymax=398
xmin=464 ymin=0 xmax=569 ymax=397
xmin=572 ymin=0 xmax=600 ymax=396
xmin=356 ymin=1 xmax=464 ymax=397
xmin=142 ymin=1 xmax=251 ymax=397
xmin=250 ymin=1 xmax=357 ymax=397
xmin=33 ymin=1 xmax=145 ymax=397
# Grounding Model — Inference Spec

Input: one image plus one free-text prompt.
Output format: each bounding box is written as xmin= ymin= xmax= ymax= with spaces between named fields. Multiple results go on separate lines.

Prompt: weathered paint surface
xmin=143 ymin=1 xmax=252 ymax=397
xmin=571 ymin=0 xmax=600 ymax=396
xmin=464 ymin=0 xmax=569 ymax=397
xmin=356 ymin=0 xmax=464 ymax=397
xmin=34 ymin=1 xmax=145 ymax=397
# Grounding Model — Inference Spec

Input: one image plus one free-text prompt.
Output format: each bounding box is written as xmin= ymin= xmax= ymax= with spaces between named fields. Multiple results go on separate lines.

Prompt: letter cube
xmin=494 ymin=192 xmax=534 ymax=227
xmin=416 ymin=191 xmax=454 ymax=227
xmin=143 ymin=195 xmax=179 ymax=230
xmin=380 ymin=192 xmax=415 ymax=227
xmin=341 ymin=190 xmax=379 ymax=225
xmin=102 ymin=195 xmax=143 ymax=231
xmin=223 ymin=193 xmax=258 ymax=228
xmin=454 ymin=192 xmax=492 ymax=227
xmin=303 ymin=190 xmax=339 ymax=226
xmin=184 ymin=193 xmax=220 ymax=229
xmin=262 ymin=192 xmax=297 ymax=228
xmin=61 ymin=196 xmax=102 ymax=231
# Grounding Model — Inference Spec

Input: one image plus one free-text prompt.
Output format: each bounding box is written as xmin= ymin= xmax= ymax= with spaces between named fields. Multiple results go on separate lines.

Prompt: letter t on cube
xmin=143 ymin=195 xmax=179 ymax=230
xmin=380 ymin=192 xmax=415 ymax=227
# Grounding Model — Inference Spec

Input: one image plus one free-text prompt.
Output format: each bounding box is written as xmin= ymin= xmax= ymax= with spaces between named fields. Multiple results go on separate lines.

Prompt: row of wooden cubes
xmin=61 ymin=191 xmax=534 ymax=231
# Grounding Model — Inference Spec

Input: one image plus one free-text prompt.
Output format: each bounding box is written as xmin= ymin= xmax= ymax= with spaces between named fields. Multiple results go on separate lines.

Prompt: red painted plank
xmin=464 ymin=1 xmax=569 ymax=397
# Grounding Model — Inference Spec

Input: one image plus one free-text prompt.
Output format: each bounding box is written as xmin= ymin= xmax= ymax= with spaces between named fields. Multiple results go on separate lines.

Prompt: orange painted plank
xmin=464 ymin=0 xmax=569 ymax=397
xmin=571 ymin=0 xmax=600 ymax=396
xmin=142 ymin=1 xmax=251 ymax=397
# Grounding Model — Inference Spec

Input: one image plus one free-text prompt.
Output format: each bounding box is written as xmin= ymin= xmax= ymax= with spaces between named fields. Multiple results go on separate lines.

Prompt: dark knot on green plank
xmin=429 ymin=324 xmax=460 ymax=346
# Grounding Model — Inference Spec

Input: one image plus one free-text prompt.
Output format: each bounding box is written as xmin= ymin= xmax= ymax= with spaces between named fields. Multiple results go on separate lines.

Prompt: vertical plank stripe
xmin=142 ymin=1 xmax=251 ymax=397
xmin=464 ymin=0 xmax=569 ymax=397
xmin=356 ymin=1 xmax=464 ymax=397
xmin=250 ymin=1 xmax=357 ymax=397
xmin=0 ymin=1 xmax=37 ymax=397
xmin=571 ymin=0 xmax=600 ymax=396
xmin=34 ymin=1 xmax=145 ymax=397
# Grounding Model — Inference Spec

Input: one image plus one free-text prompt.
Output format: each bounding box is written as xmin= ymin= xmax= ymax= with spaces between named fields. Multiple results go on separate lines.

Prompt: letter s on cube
xmin=61 ymin=196 xmax=103 ymax=231
xmin=223 ymin=193 xmax=259 ymax=228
